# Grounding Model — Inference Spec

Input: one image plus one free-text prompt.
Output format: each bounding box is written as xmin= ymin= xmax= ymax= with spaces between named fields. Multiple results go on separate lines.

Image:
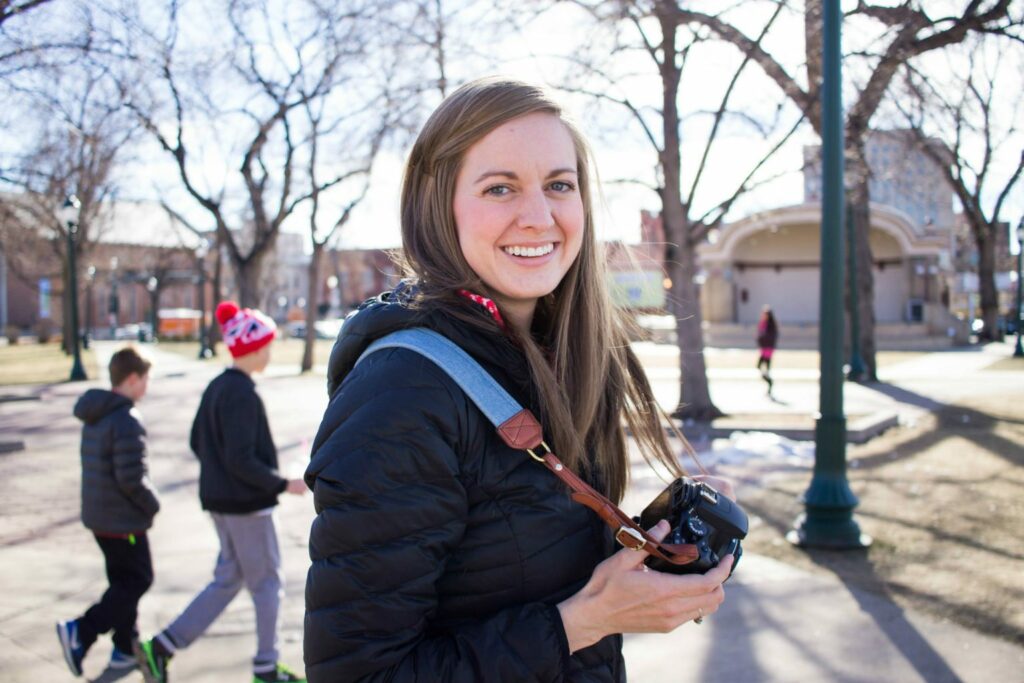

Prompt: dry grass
xmin=156 ymin=337 xmax=336 ymax=370
xmin=0 ymin=342 xmax=100 ymax=386
xmin=726 ymin=390 xmax=1024 ymax=645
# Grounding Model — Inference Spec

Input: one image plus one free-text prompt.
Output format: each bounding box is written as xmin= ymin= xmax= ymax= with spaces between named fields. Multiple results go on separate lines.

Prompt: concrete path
xmin=0 ymin=340 xmax=1020 ymax=682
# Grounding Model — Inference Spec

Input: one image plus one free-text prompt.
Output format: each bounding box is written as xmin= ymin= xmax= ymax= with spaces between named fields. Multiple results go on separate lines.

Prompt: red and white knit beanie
xmin=215 ymin=301 xmax=277 ymax=358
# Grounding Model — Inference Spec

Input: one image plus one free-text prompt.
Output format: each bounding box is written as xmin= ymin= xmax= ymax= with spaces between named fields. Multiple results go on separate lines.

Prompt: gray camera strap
xmin=356 ymin=327 xmax=698 ymax=566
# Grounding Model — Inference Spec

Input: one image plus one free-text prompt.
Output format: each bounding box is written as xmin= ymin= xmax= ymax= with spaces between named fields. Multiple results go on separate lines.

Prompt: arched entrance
xmin=699 ymin=203 xmax=949 ymax=326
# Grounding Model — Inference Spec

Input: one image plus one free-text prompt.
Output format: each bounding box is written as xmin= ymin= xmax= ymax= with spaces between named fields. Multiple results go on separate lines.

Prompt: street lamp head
xmin=60 ymin=195 xmax=81 ymax=230
xmin=146 ymin=276 xmax=158 ymax=293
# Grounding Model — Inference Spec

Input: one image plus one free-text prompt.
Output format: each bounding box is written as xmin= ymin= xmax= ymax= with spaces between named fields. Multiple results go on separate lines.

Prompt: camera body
xmin=638 ymin=478 xmax=749 ymax=576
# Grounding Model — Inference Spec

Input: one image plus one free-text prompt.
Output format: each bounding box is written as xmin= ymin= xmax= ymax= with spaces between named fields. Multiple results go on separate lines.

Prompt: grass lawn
xmin=160 ymin=337 xmax=927 ymax=374
xmin=634 ymin=345 xmax=925 ymax=371
xmin=157 ymin=337 xmax=336 ymax=369
xmin=982 ymin=356 xmax=1024 ymax=372
xmin=0 ymin=342 xmax=100 ymax=386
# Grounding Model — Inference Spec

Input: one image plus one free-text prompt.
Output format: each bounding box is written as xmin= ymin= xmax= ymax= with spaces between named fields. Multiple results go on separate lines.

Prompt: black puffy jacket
xmin=304 ymin=290 xmax=625 ymax=683
xmin=190 ymin=369 xmax=287 ymax=513
xmin=74 ymin=389 xmax=160 ymax=534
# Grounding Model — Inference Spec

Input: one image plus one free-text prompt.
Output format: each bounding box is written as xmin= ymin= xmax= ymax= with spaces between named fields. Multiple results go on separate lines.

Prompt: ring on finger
xmin=694 ymin=607 xmax=704 ymax=625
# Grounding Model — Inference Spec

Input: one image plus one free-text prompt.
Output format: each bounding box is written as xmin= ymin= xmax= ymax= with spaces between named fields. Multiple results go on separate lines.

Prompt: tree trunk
xmin=974 ymin=224 xmax=1001 ymax=342
xmin=656 ymin=5 xmax=721 ymax=421
xmin=846 ymin=143 xmax=878 ymax=380
xmin=209 ymin=234 xmax=224 ymax=352
xmin=670 ymin=239 xmax=721 ymax=421
xmin=301 ymin=244 xmax=323 ymax=373
xmin=233 ymin=251 xmax=267 ymax=309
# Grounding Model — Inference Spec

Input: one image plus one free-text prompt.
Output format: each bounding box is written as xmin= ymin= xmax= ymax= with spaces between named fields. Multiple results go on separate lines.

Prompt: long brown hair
xmin=399 ymin=76 xmax=684 ymax=502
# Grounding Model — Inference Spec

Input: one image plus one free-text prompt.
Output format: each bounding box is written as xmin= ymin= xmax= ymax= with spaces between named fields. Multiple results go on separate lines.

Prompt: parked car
xmin=113 ymin=323 xmax=154 ymax=342
xmin=287 ymin=318 xmax=343 ymax=340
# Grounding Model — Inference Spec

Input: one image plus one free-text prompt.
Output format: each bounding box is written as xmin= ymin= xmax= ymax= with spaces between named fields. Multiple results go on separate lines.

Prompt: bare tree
xmin=663 ymin=0 xmax=1020 ymax=380
xmin=546 ymin=1 xmax=803 ymax=421
xmin=296 ymin=89 xmax=397 ymax=372
xmin=895 ymin=41 xmax=1023 ymax=341
xmin=0 ymin=0 xmax=130 ymax=88
xmin=0 ymin=64 xmax=135 ymax=349
xmin=122 ymin=0 xmax=391 ymax=309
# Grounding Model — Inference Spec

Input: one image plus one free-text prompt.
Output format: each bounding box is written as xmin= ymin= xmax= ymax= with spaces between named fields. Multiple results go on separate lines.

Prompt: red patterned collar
xmin=457 ymin=289 xmax=507 ymax=332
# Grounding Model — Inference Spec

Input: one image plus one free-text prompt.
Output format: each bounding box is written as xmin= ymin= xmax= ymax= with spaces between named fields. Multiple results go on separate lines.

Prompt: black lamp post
xmin=108 ymin=256 xmax=119 ymax=338
xmin=84 ymin=265 xmax=95 ymax=349
xmin=787 ymin=0 xmax=869 ymax=549
xmin=146 ymin=276 xmax=159 ymax=342
xmin=1014 ymin=219 xmax=1023 ymax=358
xmin=196 ymin=238 xmax=212 ymax=359
xmin=61 ymin=196 xmax=87 ymax=381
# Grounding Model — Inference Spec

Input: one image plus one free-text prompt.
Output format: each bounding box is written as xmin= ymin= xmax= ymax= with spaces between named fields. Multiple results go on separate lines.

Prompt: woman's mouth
xmin=502 ymin=243 xmax=555 ymax=258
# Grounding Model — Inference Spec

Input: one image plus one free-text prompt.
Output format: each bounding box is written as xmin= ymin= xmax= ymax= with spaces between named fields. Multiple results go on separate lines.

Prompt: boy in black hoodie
xmin=57 ymin=346 xmax=159 ymax=677
xmin=137 ymin=301 xmax=306 ymax=683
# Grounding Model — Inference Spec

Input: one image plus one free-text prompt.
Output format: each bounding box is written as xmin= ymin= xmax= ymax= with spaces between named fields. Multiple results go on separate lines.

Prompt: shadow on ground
xmin=728 ymin=380 xmax=1024 ymax=646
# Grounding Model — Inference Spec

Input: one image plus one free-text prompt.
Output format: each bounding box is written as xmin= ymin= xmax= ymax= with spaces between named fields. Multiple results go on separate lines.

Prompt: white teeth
xmin=503 ymin=243 xmax=554 ymax=257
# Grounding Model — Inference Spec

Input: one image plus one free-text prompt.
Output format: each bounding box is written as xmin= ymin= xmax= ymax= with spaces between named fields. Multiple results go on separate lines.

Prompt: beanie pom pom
xmin=216 ymin=300 xmax=240 ymax=325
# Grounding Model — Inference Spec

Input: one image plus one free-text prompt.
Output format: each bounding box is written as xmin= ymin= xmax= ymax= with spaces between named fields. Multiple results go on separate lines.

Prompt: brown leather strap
xmin=499 ymin=409 xmax=698 ymax=568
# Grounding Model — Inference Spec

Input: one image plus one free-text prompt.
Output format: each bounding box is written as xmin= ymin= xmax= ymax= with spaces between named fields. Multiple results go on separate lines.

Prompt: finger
xmin=700 ymin=554 xmax=735 ymax=588
xmin=647 ymin=519 xmax=671 ymax=542
xmin=613 ymin=520 xmax=670 ymax=570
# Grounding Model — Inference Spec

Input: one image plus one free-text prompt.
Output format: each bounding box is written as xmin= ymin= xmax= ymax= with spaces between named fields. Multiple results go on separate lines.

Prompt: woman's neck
xmin=500 ymin=301 xmax=536 ymax=337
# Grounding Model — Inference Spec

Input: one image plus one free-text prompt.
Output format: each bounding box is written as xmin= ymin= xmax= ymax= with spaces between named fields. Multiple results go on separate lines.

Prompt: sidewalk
xmin=0 ymin=341 xmax=1020 ymax=682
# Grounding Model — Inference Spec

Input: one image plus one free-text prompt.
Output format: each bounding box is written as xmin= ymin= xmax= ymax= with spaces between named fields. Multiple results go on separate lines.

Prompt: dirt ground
xmin=721 ymin=388 xmax=1024 ymax=647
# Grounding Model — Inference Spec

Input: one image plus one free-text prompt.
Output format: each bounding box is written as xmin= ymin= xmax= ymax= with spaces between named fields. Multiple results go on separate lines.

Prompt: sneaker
xmin=135 ymin=638 xmax=171 ymax=683
xmin=108 ymin=646 xmax=137 ymax=670
xmin=56 ymin=619 xmax=85 ymax=677
xmin=253 ymin=662 xmax=306 ymax=682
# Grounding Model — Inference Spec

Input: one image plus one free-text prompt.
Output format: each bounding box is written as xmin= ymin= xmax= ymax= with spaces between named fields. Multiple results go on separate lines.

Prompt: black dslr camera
xmin=638 ymin=478 xmax=749 ymax=576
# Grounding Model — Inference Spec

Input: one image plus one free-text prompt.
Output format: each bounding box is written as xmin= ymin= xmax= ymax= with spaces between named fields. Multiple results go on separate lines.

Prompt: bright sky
xmin=312 ymin=1 xmax=817 ymax=251
xmin=21 ymin=0 xmax=1017 ymax=253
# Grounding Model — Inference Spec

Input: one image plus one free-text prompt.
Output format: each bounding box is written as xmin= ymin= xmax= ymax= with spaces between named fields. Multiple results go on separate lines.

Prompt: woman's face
xmin=452 ymin=112 xmax=585 ymax=327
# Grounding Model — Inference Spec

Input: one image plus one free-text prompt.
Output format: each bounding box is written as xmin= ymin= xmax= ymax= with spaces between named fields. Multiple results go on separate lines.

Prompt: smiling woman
xmin=302 ymin=77 xmax=735 ymax=683
xmin=453 ymin=111 xmax=585 ymax=332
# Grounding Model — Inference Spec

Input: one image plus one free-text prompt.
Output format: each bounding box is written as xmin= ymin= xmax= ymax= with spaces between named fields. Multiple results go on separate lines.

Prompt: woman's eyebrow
xmin=473 ymin=168 xmax=578 ymax=183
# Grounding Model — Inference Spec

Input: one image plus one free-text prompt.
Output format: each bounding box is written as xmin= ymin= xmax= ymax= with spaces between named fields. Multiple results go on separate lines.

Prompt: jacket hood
xmin=74 ymin=389 xmax=133 ymax=425
xmin=326 ymin=284 xmax=531 ymax=399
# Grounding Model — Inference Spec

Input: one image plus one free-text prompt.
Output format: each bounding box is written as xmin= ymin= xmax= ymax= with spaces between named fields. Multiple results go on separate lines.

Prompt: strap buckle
xmin=525 ymin=441 xmax=552 ymax=463
xmin=615 ymin=526 xmax=647 ymax=551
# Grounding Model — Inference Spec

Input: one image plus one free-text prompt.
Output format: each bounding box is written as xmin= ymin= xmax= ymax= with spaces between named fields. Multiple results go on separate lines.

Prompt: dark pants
xmin=78 ymin=533 xmax=154 ymax=654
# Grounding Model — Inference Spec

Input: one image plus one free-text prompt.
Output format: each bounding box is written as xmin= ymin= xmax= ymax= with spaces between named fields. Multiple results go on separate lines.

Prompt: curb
xmin=705 ymin=410 xmax=899 ymax=444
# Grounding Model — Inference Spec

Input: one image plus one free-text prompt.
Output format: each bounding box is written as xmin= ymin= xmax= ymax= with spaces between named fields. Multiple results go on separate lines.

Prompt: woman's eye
xmin=483 ymin=185 xmax=510 ymax=197
xmin=549 ymin=180 xmax=576 ymax=192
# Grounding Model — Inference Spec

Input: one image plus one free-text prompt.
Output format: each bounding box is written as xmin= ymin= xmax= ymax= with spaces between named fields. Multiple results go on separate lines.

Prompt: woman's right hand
xmin=556 ymin=520 xmax=732 ymax=654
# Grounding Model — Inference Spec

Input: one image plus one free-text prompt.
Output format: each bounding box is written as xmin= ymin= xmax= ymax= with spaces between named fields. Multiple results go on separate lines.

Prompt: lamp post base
xmin=787 ymin=514 xmax=872 ymax=549
xmin=787 ymin=474 xmax=872 ymax=549
xmin=69 ymin=356 xmax=87 ymax=382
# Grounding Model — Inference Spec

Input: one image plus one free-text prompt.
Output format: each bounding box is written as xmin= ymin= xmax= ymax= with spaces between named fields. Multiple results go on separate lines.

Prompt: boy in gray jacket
xmin=57 ymin=346 xmax=159 ymax=676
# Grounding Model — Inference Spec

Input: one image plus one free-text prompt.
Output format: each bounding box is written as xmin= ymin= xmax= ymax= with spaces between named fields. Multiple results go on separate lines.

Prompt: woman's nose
xmin=516 ymin=187 xmax=556 ymax=230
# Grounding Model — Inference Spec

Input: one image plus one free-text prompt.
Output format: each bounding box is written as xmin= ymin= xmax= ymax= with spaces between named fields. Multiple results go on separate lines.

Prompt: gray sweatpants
xmin=160 ymin=511 xmax=283 ymax=672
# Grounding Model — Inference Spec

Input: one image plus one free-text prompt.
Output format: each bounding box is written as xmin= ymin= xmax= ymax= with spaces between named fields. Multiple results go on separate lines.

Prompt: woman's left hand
xmin=691 ymin=474 xmax=735 ymax=500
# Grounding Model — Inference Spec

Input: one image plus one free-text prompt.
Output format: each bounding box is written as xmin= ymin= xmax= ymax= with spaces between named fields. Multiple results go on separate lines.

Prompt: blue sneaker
xmin=56 ymin=619 xmax=85 ymax=677
xmin=108 ymin=645 xmax=137 ymax=670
